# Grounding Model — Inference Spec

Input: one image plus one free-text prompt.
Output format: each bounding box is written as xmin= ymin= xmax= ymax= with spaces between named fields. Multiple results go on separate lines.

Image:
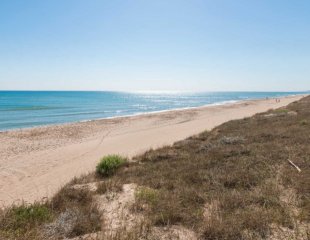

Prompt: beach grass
xmin=0 ymin=202 xmax=52 ymax=239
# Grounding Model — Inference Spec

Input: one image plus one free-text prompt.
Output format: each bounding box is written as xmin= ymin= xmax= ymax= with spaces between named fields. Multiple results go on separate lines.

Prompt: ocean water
xmin=0 ymin=91 xmax=305 ymax=131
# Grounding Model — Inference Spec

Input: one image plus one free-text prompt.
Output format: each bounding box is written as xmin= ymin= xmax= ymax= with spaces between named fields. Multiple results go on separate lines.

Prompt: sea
xmin=0 ymin=91 xmax=306 ymax=131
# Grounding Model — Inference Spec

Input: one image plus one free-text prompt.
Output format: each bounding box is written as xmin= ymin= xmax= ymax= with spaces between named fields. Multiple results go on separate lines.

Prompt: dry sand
xmin=0 ymin=95 xmax=305 ymax=207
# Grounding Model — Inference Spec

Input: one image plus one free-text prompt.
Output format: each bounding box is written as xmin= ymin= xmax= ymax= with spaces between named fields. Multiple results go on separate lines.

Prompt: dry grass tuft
xmin=0 ymin=202 xmax=52 ymax=239
xmin=96 ymin=179 xmax=123 ymax=194
xmin=49 ymin=186 xmax=101 ymax=238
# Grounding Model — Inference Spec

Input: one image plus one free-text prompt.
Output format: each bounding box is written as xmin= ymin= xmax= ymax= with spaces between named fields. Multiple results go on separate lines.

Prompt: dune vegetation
xmin=0 ymin=96 xmax=309 ymax=240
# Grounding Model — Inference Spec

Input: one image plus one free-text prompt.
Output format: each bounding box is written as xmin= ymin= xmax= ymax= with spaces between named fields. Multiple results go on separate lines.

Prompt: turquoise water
xmin=0 ymin=91 xmax=306 ymax=131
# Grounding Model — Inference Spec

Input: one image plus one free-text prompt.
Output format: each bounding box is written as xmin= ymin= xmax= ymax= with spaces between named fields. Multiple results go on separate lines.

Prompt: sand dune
xmin=0 ymin=95 xmax=305 ymax=207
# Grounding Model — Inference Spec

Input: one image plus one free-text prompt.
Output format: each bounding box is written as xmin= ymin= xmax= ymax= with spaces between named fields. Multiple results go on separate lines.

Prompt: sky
xmin=0 ymin=0 xmax=309 ymax=92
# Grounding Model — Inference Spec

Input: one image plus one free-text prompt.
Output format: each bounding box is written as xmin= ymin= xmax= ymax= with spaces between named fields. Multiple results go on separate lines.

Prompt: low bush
xmin=96 ymin=155 xmax=127 ymax=177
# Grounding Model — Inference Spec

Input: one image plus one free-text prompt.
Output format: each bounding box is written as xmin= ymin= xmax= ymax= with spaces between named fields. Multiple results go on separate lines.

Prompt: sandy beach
xmin=0 ymin=94 xmax=305 ymax=207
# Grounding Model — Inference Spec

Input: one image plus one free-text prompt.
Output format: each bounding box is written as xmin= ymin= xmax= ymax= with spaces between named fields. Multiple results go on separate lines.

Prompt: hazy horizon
xmin=1 ymin=1 xmax=309 ymax=92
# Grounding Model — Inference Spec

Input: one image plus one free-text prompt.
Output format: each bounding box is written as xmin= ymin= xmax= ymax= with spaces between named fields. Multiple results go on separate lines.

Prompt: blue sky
xmin=0 ymin=0 xmax=309 ymax=91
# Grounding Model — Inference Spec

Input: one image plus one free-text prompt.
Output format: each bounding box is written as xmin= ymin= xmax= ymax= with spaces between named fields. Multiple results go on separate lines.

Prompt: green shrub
xmin=96 ymin=155 xmax=127 ymax=177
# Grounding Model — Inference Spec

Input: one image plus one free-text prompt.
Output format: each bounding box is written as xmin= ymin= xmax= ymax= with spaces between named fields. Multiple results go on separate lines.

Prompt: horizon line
xmin=0 ymin=89 xmax=309 ymax=93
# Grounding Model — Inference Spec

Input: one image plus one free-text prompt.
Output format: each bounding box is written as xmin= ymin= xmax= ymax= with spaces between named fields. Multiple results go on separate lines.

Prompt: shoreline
xmin=0 ymin=93 xmax=304 ymax=134
xmin=0 ymin=94 xmax=307 ymax=207
xmin=0 ymin=99 xmax=239 ymax=133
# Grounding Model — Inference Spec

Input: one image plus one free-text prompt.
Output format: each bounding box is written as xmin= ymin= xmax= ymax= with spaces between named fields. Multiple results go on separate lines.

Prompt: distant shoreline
xmin=0 ymin=93 xmax=306 ymax=133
